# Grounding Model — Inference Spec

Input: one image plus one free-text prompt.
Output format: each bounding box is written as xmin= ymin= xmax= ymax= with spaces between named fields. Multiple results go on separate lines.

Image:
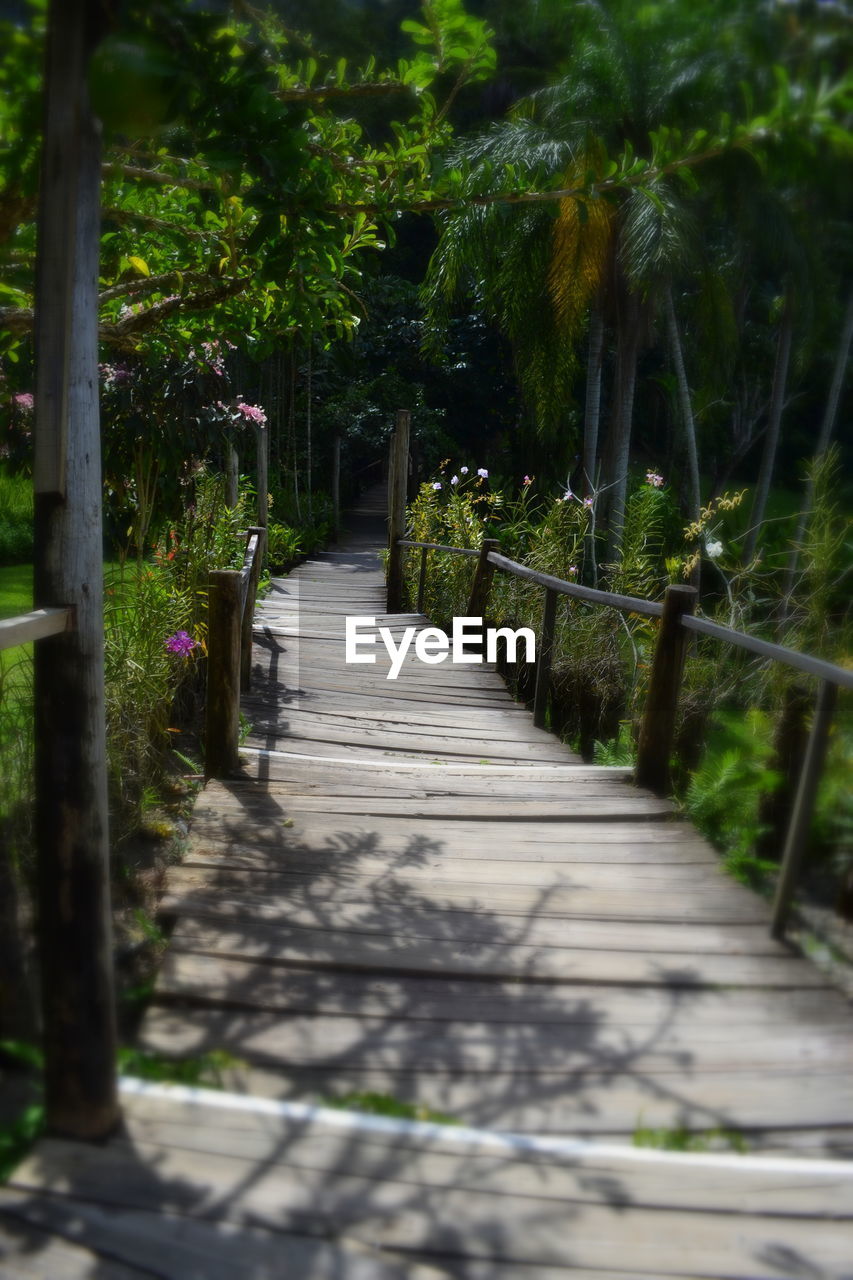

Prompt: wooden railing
xmin=0 ymin=605 xmax=74 ymax=651
xmin=393 ymin=529 xmax=852 ymax=940
xmin=205 ymin=524 xmax=266 ymax=778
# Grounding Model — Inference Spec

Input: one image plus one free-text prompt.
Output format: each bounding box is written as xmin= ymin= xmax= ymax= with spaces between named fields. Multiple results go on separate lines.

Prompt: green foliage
xmin=633 ymin=1123 xmax=748 ymax=1154
xmin=324 ymin=1091 xmax=457 ymax=1125
xmin=117 ymin=1047 xmax=245 ymax=1088
xmin=683 ymin=709 xmax=782 ymax=889
xmin=0 ymin=468 xmax=32 ymax=562
xmin=0 ymin=1102 xmax=44 ymax=1183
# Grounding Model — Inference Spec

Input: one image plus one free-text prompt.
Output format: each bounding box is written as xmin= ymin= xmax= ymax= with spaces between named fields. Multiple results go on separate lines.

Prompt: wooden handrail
xmin=682 ymin=614 xmax=853 ymax=691
xmin=392 ymin=531 xmax=850 ymax=937
xmin=0 ymin=606 xmax=74 ymax=651
xmin=487 ymin=550 xmax=665 ymax=618
xmin=399 ymin=538 xmax=480 ymax=559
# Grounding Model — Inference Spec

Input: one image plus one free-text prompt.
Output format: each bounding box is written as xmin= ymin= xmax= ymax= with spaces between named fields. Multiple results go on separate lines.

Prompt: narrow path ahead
xmin=4 ymin=489 xmax=853 ymax=1278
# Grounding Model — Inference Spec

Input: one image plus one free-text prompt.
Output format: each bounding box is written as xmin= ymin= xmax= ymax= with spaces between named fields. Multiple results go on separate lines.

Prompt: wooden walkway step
xmin=6 ymin=487 xmax=853 ymax=1277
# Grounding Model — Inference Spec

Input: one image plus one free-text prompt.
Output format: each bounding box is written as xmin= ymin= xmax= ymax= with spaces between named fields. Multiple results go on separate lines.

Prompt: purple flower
xmin=583 ymin=495 xmax=594 ymax=508
xmin=563 ymin=487 xmax=574 ymax=502
xmin=568 ymin=565 xmax=577 ymax=575
xmin=477 ymin=467 xmax=489 ymax=479
xmin=165 ymin=630 xmax=198 ymax=655
xmin=646 ymin=470 xmax=664 ymax=488
xmin=460 ymin=466 xmax=469 ymax=475
xmin=12 ymin=392 xmax=34 ymax=413
xmin=432 ymin=481 xmax=442 ymax=491
xmin=450 ymin=475 xmax=459 ymax=485
xmin=523 ymin=475 xmax=532 ymax=486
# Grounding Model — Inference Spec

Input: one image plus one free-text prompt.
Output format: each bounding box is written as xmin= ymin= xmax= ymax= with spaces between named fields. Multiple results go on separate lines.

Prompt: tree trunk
xmin=33 ymin=0 xmax=119 ymax=1139
xmin=225 ymin=445 xmax=239 ymax=508
xmin=582 ymin=296 xmax=605 ymax=497
xmin=783 ymin=285 xmax=853 ymax=598
xmin=743 ymin=297 xmax=793 ymax=564
xmin=665 ymin=286 xmax=701 ymax=525
xmin=604 ymin=292 xmax=640 ymax=564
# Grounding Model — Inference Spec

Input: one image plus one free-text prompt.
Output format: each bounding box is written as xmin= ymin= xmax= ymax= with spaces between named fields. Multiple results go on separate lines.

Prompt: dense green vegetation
xmin=0 ymin=0 xmax=851 ymax=1066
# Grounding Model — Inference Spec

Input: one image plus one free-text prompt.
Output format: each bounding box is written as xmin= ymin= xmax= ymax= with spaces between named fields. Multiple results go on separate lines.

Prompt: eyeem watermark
xmin=345 ymin=616 xmax=535 ymax=680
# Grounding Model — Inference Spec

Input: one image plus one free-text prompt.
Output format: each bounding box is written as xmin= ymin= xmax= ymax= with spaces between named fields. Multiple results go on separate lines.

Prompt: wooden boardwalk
xmin=4 ymin=489 xmax=853 ymax=1277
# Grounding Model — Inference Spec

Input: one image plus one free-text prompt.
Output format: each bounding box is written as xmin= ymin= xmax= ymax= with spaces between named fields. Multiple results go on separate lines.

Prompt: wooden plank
xmin=112 ymin=1094 xmax=853 ymax=1218
xmin=137 ymin=1006 xmax=853 ymax=1073
xmin=0 ymin=607 xmax=72 ymax=651
xmin=173 ymin=859 xmax=771 ymax=922
xmin=162 ymin=917 xmax=824 ymax=986
xmin=160 ymin=888 xmax=782 ymax=952
xmin=11 ymin=1136 xmax=853 ymax=1276
xmin=0 ymin=1189 xmax=442 ymax=1280
xmin=154 ymin=952 xmax=853 ymax=1025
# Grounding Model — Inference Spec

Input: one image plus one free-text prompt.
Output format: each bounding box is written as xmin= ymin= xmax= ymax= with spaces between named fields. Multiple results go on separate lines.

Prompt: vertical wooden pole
xmin=205 ymin=571 xmax=242 ymax=778
xmin=533 ymin=587 xmax=559 ymax=729
xmin=256 ymin=426 xmax=269 ymax=529
xmin=416 ymin=546 xmax=428 ymax=614
xmin=240 ymin=527 xmax=266 ymax=693
xmin=467 ymin=538 xmax=499 ymax=619
xmin=32 ymin=0 xmax=118 ymax=1140
xmin=386 ymin=409 xmax=410 ymax=613
xmin=635 ymin=585 xmax=697 ymax=795
xmin=331 ymin=433 xmax=341 ymax=542
xmin=770 ymin=679 xmax=837 ymax=939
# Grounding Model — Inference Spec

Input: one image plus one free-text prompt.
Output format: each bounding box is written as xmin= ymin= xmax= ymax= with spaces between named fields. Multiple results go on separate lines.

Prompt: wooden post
xmin=416 ymin=546 xmax=429 ymax=614
xmin=225 ymin=446 xmax=239 ymax=509
xmin=386 ymin=409 xmax=410 ymax=612
xmin=256 ymin=425 xmax=269 ymax=529
xmin=240 ymin=527 xmax=266 ymax=693
xmin=635 ymin=584 xmax=697 ymax=795
xmin=206 ymin=570 xmax=242 ymax=778
xmin=331 ymin=433 xmax=341 ymax=542
xmin=32 ymin=0 xmax=119 ymax=1140
xmin=467 ymin=538 xmax=499 ymax=619
xmin=770 ymin=679 xmax=837 ymax=939
xmin=533 ymin=587 xmax=559 ymax=729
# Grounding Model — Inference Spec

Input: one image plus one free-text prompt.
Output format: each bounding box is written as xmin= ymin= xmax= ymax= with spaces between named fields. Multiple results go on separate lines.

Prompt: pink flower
xmin=236 ymin=401 xmax=267 ymax=428
xmin=583 ymin=495 xmax=594 ymax=508
xmin=12 ymin=392 xmax=34 ymax=413
xmin=523 ymin=475 xmax=532 ymax=486
xmin=646 ymin=470 xmax=664 ymax=488
xmin=568 ymin=565 xmax=577 ymax=575
xmin=165 ymin=630 xmax=197 ymax=655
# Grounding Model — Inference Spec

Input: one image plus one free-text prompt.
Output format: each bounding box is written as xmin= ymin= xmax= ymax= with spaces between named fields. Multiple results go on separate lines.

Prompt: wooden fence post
xmin=240 ymin=527 xmax=266 ymax=693
xmin=533 ymin=587 xmax=559 ymax=729
xmin=770 ymin=679 xmax=837 ymax=939
xmin=386 ymin=409 xmax=410 ymax=612
xmin=635 ymin=584 xmax=697 ymax=794
xmin=206 ymin=570 xmax=242 ymax=777
xmin=467 ymin=538 xmax=499 ymax=618
xmin=256 ymin=425 xmax=269 ymax=529
xmin=33 ymin=0 xmax=119 ymax=1140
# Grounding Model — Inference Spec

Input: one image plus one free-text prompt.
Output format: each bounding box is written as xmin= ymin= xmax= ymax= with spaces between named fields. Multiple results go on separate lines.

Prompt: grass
xmin=0 ymin=468 xmax=33 ymax=564
xmin=0 ymin=563 xmax=32 ymax=620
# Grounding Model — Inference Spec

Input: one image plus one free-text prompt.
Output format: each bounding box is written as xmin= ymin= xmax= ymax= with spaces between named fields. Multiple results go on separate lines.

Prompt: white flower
xmin=460 ymin=466 xmax=469 ymax=475
xmin=432 ymin=481 xmax=442 ymax=491
xmin=477 ymin=467 xmax=489 ymax=479
xmin=705 ymin=539 xmax=723 ymax=559
xmin=450 ymin=475 xmax=459 ymax=485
